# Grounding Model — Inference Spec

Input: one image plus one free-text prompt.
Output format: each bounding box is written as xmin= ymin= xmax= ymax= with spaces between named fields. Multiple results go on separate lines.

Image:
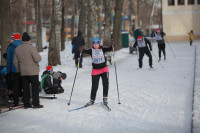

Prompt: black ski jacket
xmin=72 ymin=31 xmax=85 ymax=52
xmin=82 ymin=46 xmax=113 ymax=69
xmin=133 ymin=38 xmax=152 ymax=51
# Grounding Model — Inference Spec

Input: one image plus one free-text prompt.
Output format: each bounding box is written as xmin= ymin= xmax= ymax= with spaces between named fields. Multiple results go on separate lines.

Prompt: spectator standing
xmin=188 ymin=30 xmax=194 ymax=46
xmin=6 ymin=34 xmax=22 ymax=107
xmin=14 ymin=32 xmax=43 ymax=109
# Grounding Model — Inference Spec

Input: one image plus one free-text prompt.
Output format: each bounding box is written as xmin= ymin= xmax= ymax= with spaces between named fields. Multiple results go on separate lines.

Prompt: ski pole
xmin=68 ymin=50 xmax=83 ymax=105
xmin=151 ymin=50 xmax=164 ymax=68
xmin=166 ymin=40 xmax=176 ymax=58
xmin=111 ymin=40 xmax=121 ymax=104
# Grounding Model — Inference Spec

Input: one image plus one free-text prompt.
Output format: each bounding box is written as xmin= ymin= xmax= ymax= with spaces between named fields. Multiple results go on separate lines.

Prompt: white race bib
xmin=137 ymin=38 xmax=146 ymax=48
xmin=155 ymin=34 xmax=163 ymax=40
xmin=92 ymin=48 xmax=105 ymax=64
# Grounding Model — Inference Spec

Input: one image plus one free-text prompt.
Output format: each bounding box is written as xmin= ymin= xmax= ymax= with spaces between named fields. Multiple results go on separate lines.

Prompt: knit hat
xmin=137 ymin=36 xmax=143 ymax=40
xmin=46 ymin=66 xmax=53 ymax=72
xmin=13 ymin=34 xmax=21 ymax=40
xmin=22 ymin=32 xmax=31 ymax=41
xmin=92 ymin=38 xmax=100 ymax=45
xmin=156 ymin=29 xmax=160 ymax=33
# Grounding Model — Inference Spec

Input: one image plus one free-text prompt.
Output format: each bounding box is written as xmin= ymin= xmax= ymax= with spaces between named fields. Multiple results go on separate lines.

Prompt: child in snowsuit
xmin=133 ymin=36 xmax=153 ymax=68
xmin=41 ymin=66 xmax=66 ymax=94
xmin=188 ymin=30 xmax=194 ymax=46
xmin=151 ymin=29 xmax=166 ymax=61
xmin=80 ymin=38 xmax=113 ymax=106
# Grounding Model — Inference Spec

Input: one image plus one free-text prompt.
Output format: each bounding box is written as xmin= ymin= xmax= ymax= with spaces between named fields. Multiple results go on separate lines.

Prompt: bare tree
xmin=0 ymin=0 xmax=12 ymax=65
xmin=103 ymin=0 xmax=112 ymax=46
xmin=48 ymin=0 xmax=62 ymax=66
xmin=96 ymin=0 xmax=103 ymax=40
xmin=134 ymin=0 xmax=139 ymax=29
xmin=113 ymin=0 xmax=124 ymax=50
xmin=61 ymin=0 xmax=66 ymax=51
xmin=78 ymin=0 xmax=87 ymax=46
xmin=86 ymin=0 xmax=96 ymax=47
xmin=11 ymin=0 xmax=24 ymax=34
xmin=35 ymin=0 xmax=43 ymax=52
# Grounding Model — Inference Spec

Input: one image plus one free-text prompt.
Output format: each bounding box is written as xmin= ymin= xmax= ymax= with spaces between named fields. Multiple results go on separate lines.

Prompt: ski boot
xmin=103 ymin=97 xmax=108 ymax=105
xmin=85 ymin=100 xmax=94 ymax=107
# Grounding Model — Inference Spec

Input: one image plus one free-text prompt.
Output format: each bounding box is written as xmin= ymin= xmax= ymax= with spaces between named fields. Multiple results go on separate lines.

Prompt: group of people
xmin=133 ymin=29 xmax=195 ymax=69
xmin=133 ymin=29 xmax=166 ymax=69
xmin=0 ymin=32 xmax=66 ymax=109
xmin=1 ymin=28 xmax=195 ymax=109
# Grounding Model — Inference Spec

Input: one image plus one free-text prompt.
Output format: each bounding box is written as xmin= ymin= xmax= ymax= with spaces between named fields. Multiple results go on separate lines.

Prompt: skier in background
xmin=133 ymin=36 xmax=153 ymax=69
xmin=151 ymin=29 xmax=166 ymax=61
xmin=71 ymin=31 xmax=85 ymax=68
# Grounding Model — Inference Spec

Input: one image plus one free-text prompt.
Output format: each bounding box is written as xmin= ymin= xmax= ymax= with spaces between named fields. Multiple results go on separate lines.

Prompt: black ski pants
xmin=90 ymin=72 xmax=109 ymax=101
xmin=158 ymin=43 xmax=166 ymax=59
xmin=6 ymin=73 xmax=21 ymax=105
xmin=138 ymin=47 xmax=152 ymax=68
xmin=21 ymin=75 xmax=40 ymax=106
xmin=74 ymin=51 xmax=83 ymax=67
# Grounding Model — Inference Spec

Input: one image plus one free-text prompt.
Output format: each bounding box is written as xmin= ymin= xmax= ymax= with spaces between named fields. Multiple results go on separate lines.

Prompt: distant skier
xmin=71 ymin=31 xmax=85 ymax=68
xmin=79 ymin=38 xmax=113 ymax=106
xmin=188 ymin=30 xmax=194 ymax=46
xmin=151 ymin=29 xmax=166 ymax=61
xmin=133 ymin=36 xmax=153 ymax=68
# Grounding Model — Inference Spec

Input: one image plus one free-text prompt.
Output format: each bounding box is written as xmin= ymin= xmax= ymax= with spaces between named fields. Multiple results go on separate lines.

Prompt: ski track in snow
xmin=0 ymin=40 xmax=200 ymax=133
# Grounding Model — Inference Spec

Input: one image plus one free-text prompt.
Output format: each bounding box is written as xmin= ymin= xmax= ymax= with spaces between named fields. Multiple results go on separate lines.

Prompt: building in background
xmin=162 ymin=0 xmax=200 ymax=41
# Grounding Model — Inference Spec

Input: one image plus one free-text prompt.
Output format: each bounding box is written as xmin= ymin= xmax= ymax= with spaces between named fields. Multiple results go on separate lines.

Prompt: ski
xmin=68 ymin=102 xmax=102 ymax=112
xmin=0 ymin=104 xmax=24 ymax=114
xmin=39 ymin=94 xmax=57 ymax=99
xmin=101 ymin=103 xmax=111 ymax=111
xmin=39 ymin=96 xmax=57 ymax=99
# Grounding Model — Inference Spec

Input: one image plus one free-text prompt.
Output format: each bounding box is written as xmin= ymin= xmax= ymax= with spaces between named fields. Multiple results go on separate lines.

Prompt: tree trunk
xmin=61 ymin=0 xmax=66 ymax=51
xmin=78 ymin=0 xmax=87 ymax=46
xmin=0 ymin=0 xmax=12 ymax=65
xmin=35 ymin=0 xmax=43 ymax=52
xmin=134 ymin=0 xmax=139 ymax=29
xmin=97 ymin=0 xmax=103 ymax=41
xmin=86 ymin=0 xmax=96 ymax=47
xmin=103 ymin=0 xmax=112 ymax=46
xmin=71 ymin=0 xmax=76 ymax=39
xmin=48 ymin=0 xmax=62 ymax=66
xmin=113 ymin=0 xmax=123 ymax=50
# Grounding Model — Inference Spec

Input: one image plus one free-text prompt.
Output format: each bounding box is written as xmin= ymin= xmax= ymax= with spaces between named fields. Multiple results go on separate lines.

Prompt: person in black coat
xmin=133 ymin=36 xmax=153 ymax=68
xmin=71 ymin=31 xmax=85 ymax=68
xmin=151 ymin=29 xmax=166 ymax=61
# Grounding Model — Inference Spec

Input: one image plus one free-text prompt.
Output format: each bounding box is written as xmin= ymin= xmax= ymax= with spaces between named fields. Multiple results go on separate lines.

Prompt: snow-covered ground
xmin=0 ymin=39 xmax=200 ymax=133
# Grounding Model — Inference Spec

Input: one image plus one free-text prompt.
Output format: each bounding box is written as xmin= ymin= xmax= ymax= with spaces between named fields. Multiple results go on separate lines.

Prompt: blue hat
xmin=92 ymin=38 xmax=100 ymax=45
